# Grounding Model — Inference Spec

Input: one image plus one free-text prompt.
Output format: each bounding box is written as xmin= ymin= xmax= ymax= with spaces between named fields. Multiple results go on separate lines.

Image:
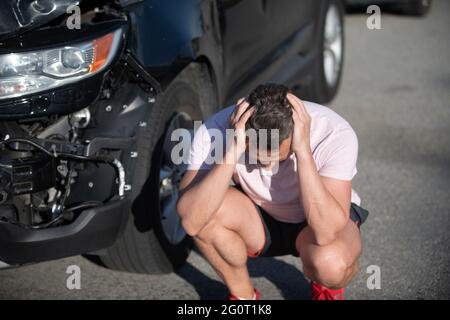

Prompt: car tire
xmin=297 ymin=0 xmax=345 ymax=104
xmin=89 ymin=63 xmax=217 ymax=274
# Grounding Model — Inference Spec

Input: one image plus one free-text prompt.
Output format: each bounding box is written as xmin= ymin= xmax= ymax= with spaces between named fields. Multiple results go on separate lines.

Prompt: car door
xmin=218 ymin=0 xmax=278 ymax=96
xmin=271 ymin=0 xmax=316 ymax=43
xmin=218 ymin=0 xmax=317 ymax=102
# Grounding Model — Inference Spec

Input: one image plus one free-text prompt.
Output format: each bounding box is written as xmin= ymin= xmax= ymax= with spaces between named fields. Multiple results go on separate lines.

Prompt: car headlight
xmin=0 ymin=28 xmax=123 ymax=100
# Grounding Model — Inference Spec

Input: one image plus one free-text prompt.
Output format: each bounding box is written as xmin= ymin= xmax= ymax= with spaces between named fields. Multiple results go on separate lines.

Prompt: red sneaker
xmin=229 ymin=288 xmax=260 ymax=300
xmin=311 ymin=282 xmax=345 ymax=300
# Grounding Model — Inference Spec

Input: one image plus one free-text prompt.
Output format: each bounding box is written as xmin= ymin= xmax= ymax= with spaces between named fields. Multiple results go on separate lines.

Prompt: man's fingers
xmin=230 ymin=100 xmax=243 ymax=124
xmin=291 ymin=106 xmax=301 ymax=125
xmin=237 ymin=97 xmax=246 ymax=105
xmin=237 ymin=106 xmax=255 ymax=126
xmin=233 ymin=101 xmax=251 ymax=124
xmin=287 ymin=93 xmax=309 ymax=120
xmin=287 ymin=93 xmax=303 ymax=112
xmin=287 ymin=94 xmax=302 ymax=119
xmin=229 ymin=98 xmax=247 ymax=124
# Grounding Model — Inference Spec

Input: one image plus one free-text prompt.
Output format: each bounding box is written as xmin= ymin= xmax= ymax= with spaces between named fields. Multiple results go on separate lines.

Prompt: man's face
xmin=248 ymin=135 xmax=293 ymax=170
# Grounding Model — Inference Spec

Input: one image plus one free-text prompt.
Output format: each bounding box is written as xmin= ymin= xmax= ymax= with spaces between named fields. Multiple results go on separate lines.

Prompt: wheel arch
xmin=126 ymin=0 xmax=225 ymax=103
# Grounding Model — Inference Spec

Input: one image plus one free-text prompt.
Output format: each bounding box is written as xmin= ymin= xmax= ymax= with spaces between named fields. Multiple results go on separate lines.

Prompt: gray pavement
xmin=0 ymin=0 xmax=449 ymax=300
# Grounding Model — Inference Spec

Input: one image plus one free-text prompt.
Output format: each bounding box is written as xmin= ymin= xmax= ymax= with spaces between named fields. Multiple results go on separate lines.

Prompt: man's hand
xmin=288 ymin=93 xmax=350 ymax=245
xmin=177 ymin=98 xmax=254 ymax=236
xmin=287 ymin=93 xmax=311 ymax=157
xmin=228 ymin=98 xmax=254 ymax=158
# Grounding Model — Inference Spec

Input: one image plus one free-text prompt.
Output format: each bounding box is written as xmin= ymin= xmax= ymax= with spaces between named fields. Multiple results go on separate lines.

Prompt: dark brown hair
xmin=245 ymin=83 xmax=293 ymax=150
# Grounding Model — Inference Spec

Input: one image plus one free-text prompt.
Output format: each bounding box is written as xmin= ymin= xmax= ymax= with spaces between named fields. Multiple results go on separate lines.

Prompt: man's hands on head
xmin=228 ymin=98 xmax=255 ymax=161
xmin=287 ymin=93 xmax=312 ymax=157
xmin=227 ymin=94 xmax=312 ymax=164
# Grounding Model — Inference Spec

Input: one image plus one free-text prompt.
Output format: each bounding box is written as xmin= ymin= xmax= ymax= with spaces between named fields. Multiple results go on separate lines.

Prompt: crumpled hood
xmin=0 ymin=0 xmax=80 ymax=41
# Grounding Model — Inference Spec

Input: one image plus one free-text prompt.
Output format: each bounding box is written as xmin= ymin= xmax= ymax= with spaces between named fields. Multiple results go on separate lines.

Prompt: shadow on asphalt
xmin=176 ymin=254 xmax=311 ymax=300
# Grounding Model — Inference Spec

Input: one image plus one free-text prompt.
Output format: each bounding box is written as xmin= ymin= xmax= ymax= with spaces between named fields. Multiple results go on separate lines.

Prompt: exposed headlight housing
xmin=0 ymin=28 xmax=123 ymax=100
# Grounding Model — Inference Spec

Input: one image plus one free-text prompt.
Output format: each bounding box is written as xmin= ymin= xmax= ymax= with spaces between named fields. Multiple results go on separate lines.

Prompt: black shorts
xmin=248 ymin=203 xmax=369 ymax=258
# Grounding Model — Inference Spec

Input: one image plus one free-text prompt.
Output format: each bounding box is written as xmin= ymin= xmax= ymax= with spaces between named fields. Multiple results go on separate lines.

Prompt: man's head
xmin=245 ymin=83 xmax=294 ymax=168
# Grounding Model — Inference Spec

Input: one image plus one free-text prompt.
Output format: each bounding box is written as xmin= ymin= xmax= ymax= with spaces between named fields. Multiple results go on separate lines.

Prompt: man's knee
xmin=304 ymin=249 xmax=357 ymax=289
xmin=181 ymin=205 xmax=223 ymax=238
xmin=192 ymin=217 xmax=220 ymax=242
xmin=182 ymin=190 xmax=234 ymax=238
xmin=193 ymin=216 xmax=250 ymax=268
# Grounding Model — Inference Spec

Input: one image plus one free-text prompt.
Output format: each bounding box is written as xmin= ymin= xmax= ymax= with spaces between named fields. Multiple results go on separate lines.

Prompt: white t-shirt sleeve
xmin=317 ymin=128 xmax=359 ymax=181
xmin=187 ymin=123 xmax=215 ymax=171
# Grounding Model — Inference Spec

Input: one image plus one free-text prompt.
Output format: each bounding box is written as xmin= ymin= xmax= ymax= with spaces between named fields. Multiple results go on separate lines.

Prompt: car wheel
xmin=297 ymin=0 xmax=344 ymax=104
xmin=87 ymin=63 xmax=217 ymax=274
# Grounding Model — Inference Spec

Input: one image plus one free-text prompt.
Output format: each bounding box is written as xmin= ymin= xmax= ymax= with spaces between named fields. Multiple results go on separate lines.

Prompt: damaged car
xmin=0 ymin=0 xmax=346 ymax=273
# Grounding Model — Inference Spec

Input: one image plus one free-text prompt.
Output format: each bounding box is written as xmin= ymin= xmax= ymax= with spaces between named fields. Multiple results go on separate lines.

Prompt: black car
xmin=0 ymin=0 xmax=345 ymax=273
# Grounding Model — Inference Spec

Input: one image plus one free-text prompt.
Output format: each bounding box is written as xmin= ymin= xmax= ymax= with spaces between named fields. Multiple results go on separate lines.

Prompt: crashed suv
xmin=0 ymin=0 xmax=345 ymax=273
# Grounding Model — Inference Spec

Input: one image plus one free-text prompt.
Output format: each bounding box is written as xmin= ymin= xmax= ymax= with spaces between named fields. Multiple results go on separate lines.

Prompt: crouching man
xmin=176 ymin=84 xmax=369 ymax=300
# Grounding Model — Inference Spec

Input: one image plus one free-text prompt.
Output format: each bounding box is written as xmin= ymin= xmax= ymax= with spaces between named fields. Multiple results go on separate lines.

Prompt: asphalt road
xmin=1 ymin=1 xmax=449 ymax=300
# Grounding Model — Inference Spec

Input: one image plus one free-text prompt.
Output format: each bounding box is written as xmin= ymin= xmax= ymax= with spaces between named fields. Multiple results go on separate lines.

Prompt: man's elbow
xmin=314 ymin=215 xmax=348 ymax=246
xmin=181 ymin=219 xmax=200 ymax=237
xmin=314 ymin=233 xmax=338 ymax=247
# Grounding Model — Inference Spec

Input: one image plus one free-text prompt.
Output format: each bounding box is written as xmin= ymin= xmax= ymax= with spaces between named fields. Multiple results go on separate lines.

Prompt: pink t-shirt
xmin=187 ymin=101 xmax=360 ymax=223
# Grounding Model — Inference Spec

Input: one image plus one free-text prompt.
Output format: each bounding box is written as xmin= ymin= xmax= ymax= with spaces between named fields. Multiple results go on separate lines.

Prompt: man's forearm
xmin=177 ymin=145 xmax=240 ymax=235
xmin=295 ymin=149 xmax=348 ymax=245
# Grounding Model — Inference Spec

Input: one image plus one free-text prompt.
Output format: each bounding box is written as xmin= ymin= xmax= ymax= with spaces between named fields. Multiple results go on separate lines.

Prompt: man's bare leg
xmin=192 ymin=187 xmax=266 ymax=299
xmin=194 ymin=224 xmax=254 ymax=298
xmin=295 ymin=219 xmax=362 ymax=289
